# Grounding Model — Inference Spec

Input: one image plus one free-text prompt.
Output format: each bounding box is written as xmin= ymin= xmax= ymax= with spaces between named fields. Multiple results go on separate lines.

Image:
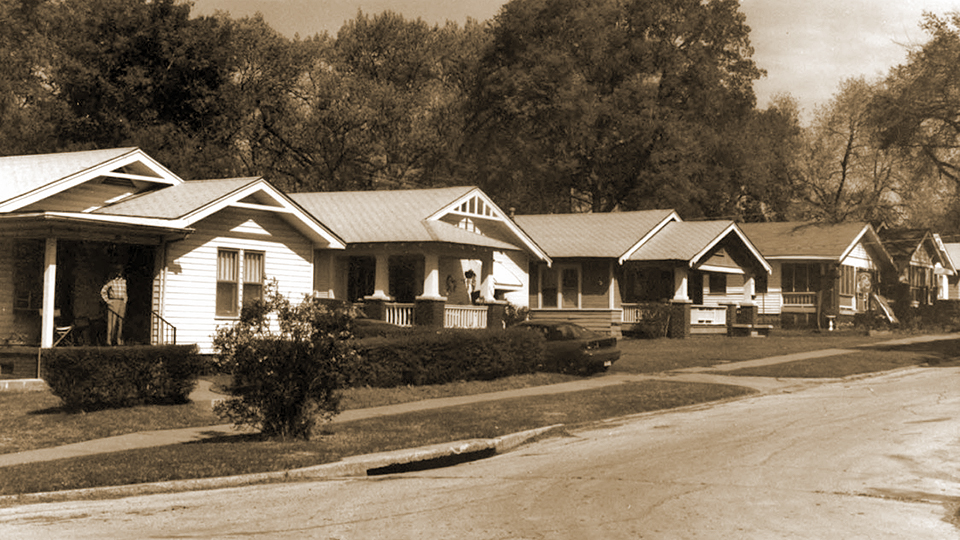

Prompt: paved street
xmin=3 ymin=366 xmax=960 ymax=539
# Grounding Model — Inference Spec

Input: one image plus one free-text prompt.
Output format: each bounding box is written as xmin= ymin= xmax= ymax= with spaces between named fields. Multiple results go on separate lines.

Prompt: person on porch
xmin=100 ymin=266 xmax=127 ymax=345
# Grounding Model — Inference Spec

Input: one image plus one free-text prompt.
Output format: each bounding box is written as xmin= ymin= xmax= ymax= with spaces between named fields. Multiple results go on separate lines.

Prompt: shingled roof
xmin=95 ymin=178 xmax=258 ymax=219
xmin=629 ymin=221 xmax=738 ymax=262
xmin=289 ymin=187 xmax=544 ymax=255
xmin=0 ymin=148 xmax=139 ymax=206
xmin=738 ymin=221 xmax=878 ymax=260
xmin=513 ymin=210 xmax=678 ymax=259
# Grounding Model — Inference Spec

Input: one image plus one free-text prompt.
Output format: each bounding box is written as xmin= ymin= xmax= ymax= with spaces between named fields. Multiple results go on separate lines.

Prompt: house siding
xmin=0 ymin=239 xmax=14 ymax=343
xmin=161 ymin=208 xmax=317 ymax=354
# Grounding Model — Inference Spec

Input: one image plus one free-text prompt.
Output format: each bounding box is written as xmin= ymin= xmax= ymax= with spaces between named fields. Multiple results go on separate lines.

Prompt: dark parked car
xmin=515 ymin=320 xmax=620 ymax=375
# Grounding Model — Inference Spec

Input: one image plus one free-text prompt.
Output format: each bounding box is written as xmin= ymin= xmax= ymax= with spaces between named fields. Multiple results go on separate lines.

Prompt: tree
xmin=251 ymin=11 xmax=482 ymax=193
xmin=872 ymin=12 xmax=960 ymax=228
xmin=213 ymin=287 xmax=357 ymax=440
xmin=794 ymin=78 xmax=906 ymax=223
xmin=464 ymin=0 xmax=764 ymax=215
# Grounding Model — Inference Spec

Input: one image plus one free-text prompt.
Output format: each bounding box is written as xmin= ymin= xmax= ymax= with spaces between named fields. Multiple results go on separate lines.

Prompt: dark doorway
xmin=348 ymin=256 xmax=376 ymax=302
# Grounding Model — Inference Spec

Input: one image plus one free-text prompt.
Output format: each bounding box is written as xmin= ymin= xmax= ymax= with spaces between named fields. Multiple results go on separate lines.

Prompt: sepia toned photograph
xmin=2 ymin=1 xmax=960 ymax=537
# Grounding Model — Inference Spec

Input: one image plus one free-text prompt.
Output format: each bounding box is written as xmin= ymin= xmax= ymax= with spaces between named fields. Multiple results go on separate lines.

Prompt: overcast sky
xmin=191 ymin=0 xmax=959 ymax=123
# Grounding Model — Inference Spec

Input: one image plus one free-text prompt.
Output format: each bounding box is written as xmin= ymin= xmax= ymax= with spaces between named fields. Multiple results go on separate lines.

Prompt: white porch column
xmin=742 ymin=273 xmax=756 ymax=304
xmin=420 ymin=253 xmax=445 ymax=300
xmin=673 ymin=267 xmax=689 ymax=302
xmin=369 ymin=253 xmax=392 ymax=300
xmin=40 ymin=238 xmax=57 ymax=348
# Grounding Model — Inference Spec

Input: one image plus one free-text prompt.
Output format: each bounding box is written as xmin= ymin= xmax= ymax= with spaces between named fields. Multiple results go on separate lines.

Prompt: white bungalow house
xmin=513 ymin=211 xmax=771 ymax=338
xmin=289 ymin=187 xmax=550 ymax=329
xmin=739 ymin=222 xmax=896 ymax=329
xmin=0 ymin=148 xmax=344 ymax=381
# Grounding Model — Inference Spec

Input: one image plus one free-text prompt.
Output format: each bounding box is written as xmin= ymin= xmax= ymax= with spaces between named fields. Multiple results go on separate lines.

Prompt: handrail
xmin=151 ymin=311 xmax=177 ymax=345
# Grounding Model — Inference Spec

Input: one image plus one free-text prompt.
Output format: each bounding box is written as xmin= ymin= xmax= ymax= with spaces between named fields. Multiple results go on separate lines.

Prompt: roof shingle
xmin=513 ymin=210 xmax=676 ymax=258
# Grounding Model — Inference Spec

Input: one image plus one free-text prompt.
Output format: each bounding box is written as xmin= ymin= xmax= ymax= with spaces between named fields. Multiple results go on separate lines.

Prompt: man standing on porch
xmin=100 ymin=266 xmax=127 ymax=346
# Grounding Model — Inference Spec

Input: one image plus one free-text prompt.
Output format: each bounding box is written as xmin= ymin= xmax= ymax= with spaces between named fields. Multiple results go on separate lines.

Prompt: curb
xmin=0 ymin=424 xmax=565 ymax=507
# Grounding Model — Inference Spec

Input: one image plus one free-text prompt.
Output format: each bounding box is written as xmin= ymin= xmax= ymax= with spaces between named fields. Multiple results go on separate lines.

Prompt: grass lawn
xmin=611 ymin=331 xmax=887 ymax=373
xmin=0 ymin=380 xmax=751 ymax=496
xmin=716 ymin=338 xmax=960 ymax=378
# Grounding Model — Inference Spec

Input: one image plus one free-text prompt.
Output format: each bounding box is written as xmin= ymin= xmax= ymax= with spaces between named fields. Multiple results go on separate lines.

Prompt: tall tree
xmin=793 ymin=78 xmax=905 ymax=223
xmin=872 ymin=11 xmax=960 ymax=228
xmin=464 ymin=0 xmax=763 ymax=215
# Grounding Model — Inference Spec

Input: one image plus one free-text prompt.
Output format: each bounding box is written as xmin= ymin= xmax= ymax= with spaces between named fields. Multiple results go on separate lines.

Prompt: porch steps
xmin=729 ymin=323 xmax=773 ymax=337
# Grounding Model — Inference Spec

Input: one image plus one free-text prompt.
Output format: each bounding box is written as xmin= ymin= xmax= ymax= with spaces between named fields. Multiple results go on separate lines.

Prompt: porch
xmin=0 ymin=220 xmax=186 ymax=351
xmin=367 ymin=301 xmax=502 ymax=330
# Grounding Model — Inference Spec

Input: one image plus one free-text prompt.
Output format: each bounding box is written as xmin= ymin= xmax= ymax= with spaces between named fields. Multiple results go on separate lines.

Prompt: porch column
xmin=480 ymin=251 xmax=495 ymax=302
xmin=673 ymin=267 xmax=690 ymax=301
xmin=419 ymin=253 xmax=444 ymax=301
xmin=368 ymin=253 xmax=392 ymax=301
xmin=40 ymin=238 xmax=57 ymax=348
xmin=742 ymin=273 xmax=756 ymax=304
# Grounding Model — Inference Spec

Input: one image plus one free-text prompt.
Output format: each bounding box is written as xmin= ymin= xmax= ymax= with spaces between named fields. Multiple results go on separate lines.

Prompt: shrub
xmin=213 ymin=288 xmax=357 ymax=440
xmin=42 ymin=345 xmax=204 ymax=411
xmin=347 ymin=327 xmax=545 ymax=388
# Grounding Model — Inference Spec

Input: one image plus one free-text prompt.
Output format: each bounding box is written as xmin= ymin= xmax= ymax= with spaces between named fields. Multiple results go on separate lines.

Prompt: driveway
xmin=2 ymin=366 xmax=959 ymax=538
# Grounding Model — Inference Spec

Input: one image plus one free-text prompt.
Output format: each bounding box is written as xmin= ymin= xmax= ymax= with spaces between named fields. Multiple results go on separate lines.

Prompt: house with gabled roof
xmin=876 ymin=228 xmax=954 ymax=309
xmin=290 ymin=187 xmax=550 ymax=329
xmin=0 ymin=148 xmax=344 ymax=381
xmin=739 ymin=222 xmax=896 ymax=328
xmin=514 ymin=211 xmax=771 ymax=337
xmin=941 ymin=242 xmax=960 ymax=301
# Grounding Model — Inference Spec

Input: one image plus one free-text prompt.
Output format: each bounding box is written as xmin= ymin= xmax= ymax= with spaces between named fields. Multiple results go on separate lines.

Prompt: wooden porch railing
xmin=385 ymin=303 xmax=415 ymax=327
xmin=783 ymin=292 xmax=817 ymax=306
xmin=151 ymin=311 xmax=177 ymax=345
xmin=444 ymin=305 xmax=488 ymax=329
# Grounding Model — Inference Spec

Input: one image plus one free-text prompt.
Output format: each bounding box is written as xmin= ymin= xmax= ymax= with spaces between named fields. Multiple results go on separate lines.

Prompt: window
xmin=541 ymin=267 xmax=558 ymax=308
xmin=243 ymin=251 xmax=265 ymax=306
xmin=781 ymin=263 xmax=820 ymax=293
xmin=839 ymin=265 xmax=856 ymax=296
xmin=217 ymin=249 xmax=239 ymax=317
xmin=708 ymin=273 xmax=727 ymax=294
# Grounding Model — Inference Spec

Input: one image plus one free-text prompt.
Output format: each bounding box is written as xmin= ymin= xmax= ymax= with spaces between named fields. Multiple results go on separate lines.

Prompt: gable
xmin=0 ymin=148 xmax=181 ymax=213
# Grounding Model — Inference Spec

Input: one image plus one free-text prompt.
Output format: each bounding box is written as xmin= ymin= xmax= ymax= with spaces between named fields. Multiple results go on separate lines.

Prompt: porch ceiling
xmin=0 ymin=213 xmax=192 ymax=245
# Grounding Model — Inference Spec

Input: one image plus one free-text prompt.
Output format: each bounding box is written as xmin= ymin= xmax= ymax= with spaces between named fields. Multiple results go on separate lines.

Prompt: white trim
xmin=0 ymin=148 xmax=182 ymax=213
xmin=699 ymin=264 xmax=744 ymax=275
xmin=180 ymin=179 xmax=345 ymax=250
xmin=690 ymin=223 xmax=772 ymax=274
xmin=618 ymin=211 xmax=682 ymax=264
xmin=427 ymin=187 xmax=552 ymax=264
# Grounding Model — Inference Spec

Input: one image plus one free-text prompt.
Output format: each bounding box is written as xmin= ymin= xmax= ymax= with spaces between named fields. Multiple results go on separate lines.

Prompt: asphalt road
xmin=3 ymin=366 xmax=960 ymax=539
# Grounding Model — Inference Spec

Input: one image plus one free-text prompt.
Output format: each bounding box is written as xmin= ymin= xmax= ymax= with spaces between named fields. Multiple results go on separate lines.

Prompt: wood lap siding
xmin=0 ymin=239 xmax=13 ymax=339
xmin=161 ymin=208 xmax=316 ymax=353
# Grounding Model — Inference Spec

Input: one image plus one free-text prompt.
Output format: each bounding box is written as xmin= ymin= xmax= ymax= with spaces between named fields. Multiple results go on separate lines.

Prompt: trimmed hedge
xmin=347 ymin=327 xmax=546 ymax=388
xmin=42 ymin=345 xmax=205 ymax=411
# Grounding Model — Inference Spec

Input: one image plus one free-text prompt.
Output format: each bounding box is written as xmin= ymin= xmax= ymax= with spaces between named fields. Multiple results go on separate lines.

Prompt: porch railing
xmin=385 ymin=303 xmax=415 ymax=327
xmin=151 ymin=311 xmax=177 ymax=345
xmin=783 ymin=292 xmax=817 ymax=306
xmin=445 ymin=305 xmax=488 ymax=329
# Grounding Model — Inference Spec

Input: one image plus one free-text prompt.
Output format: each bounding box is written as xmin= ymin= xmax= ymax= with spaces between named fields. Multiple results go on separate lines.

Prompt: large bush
xmin=213 ymin=290 xmax=358 ymax=440
xmin=42 ymin=345 xmax=204 ymax=411
xmin=347 ymin=328 xmax=545 ymax=388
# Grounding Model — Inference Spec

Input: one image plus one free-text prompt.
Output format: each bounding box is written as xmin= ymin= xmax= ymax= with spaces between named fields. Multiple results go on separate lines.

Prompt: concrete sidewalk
xmin=1 ymin=333 xmax=956 ymax=471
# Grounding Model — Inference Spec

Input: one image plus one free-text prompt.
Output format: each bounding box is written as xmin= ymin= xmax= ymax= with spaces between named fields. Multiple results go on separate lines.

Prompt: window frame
xmin=242 ymin=251 xmax=265 ymax=307
xmin=216 ymin=249 xmax=240 ymax=318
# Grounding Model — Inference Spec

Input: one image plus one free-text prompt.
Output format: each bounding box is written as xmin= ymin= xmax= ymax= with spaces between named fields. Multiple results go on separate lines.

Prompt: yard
xmin=1 ymin=330 xmax=957 ymax=498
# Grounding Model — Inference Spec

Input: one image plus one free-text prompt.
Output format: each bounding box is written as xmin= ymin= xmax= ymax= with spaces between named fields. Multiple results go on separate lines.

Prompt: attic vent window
xmin=457 ymin=196 xmax=494 ymax=218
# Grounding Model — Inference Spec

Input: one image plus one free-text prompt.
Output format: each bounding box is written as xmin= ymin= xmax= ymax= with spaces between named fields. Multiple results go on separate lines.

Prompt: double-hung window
xmin=243 ymin=251 xmax=265 ymax=306
xmin=217 ymin=249 xmax=266 ymax=317
xmin=217 ymin=249 xmax=240 ymax=317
